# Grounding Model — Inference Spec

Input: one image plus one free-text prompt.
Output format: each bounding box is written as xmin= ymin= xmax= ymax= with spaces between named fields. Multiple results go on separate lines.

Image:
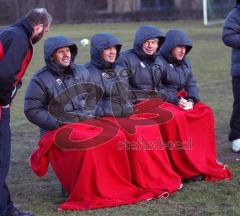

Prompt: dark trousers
xmin=0 ymin=107 xmax=13 ymax=216
xmin=229 ymin=76 xmax=240 ymax=141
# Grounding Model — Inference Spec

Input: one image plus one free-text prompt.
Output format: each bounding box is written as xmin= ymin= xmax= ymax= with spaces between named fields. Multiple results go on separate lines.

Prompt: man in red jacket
xmin=0 ymin=8 xmax=52 ymax=216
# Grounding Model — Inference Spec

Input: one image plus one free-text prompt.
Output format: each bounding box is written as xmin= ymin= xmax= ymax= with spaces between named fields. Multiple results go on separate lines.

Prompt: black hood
xmin=44 ymin=35 xmax=78 ymax=74
xmin=133 ymin=25 xmax=165 ymax=61
xmin=160 ymin=29 xmax=192 ymax=63
xmin=14 ymin=17 xmax=33 ymax=39
xmin=90 ymin=33 xmax=122 ymax=69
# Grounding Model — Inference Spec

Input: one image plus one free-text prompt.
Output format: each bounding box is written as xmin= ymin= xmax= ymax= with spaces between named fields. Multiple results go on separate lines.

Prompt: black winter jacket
xmin=157 ymin=29 xmax=199 ymax=105
xmin=24 ymin=35 xmax=95 ymax=136
xmin=118 ymin=25 xmax=165 ymax=97
xmin=85 ymin=33 xmax=133 ymax=117
xmin=0 ymin=18 xmax=33 ymax=106
xmin=222 ymin=4 xmax=240 ymax=76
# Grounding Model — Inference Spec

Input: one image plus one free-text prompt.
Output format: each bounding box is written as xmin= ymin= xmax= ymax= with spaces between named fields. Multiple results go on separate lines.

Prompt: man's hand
xmin=178 ymin=97 xmax=193 ymax=110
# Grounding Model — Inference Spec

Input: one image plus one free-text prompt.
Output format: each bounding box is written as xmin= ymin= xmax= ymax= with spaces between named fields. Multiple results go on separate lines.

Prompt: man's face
xmin=52 ymin=46 xmax=71 ymax=67
xmin=171 ymin=45 xmax=186 ymax=61
xmin=142 ymin=38 xmax=159 ymax=55
xmin=32 ymin=23 xmax=50 ymax=44
xmin=101 ymin=46 xmax=117 ymax=63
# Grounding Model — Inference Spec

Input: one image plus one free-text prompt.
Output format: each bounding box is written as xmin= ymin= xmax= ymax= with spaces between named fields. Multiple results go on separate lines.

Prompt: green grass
xmin=7 ymin=20 xmax=240 ymax=216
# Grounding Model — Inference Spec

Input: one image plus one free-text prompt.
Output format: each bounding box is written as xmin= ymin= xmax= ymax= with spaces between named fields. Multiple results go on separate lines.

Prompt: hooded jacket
xmin=85 ymin=33 xmax=133 ymax=117
xmin=0 ymin=17 xmax=33 ymax=106
xmin=118 ymin=25 xmax=165 ymax=93
xmin=156 ymin=29 xmax=199 ymax=104
xmin=222 ymin=4 xmax=240 ymax=76
xmin=24 ymin=35 xmax=94 ymax=136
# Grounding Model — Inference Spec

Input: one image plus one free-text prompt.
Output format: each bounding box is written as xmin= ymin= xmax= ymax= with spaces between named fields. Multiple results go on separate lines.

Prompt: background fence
xmin=0 ymin=0 xmax=203 ymax=24
xmin=0 ymin=0 xmax=235 ymax=25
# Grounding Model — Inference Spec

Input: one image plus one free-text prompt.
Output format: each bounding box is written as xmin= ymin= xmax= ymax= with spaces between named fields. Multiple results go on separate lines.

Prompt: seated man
xmin=84 ymin=33 xmax=133 ymax=117
xmin=24 ymin=35 xmax=95 ymax=136
xmin=157 ymin=29 xmax=198 ymax=108
xmin=118 ymin=24 xmax=165 ymax=97
xmin=156 ymin=29 xmax=231 ymax=181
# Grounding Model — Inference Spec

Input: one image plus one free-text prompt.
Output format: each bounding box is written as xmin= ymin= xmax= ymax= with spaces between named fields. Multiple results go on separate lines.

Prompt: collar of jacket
xmin=14 ymin=17 xmax=34 ymax=39
xmin=134 ymin=49 xmax=156 ymax=64
xmin=235 ymin=4 xmax=240 ymax=9
xmin=91 ymin=60 xmax=116 ymax=70
xmin=48 ymin=61 xmax=75 ymax=77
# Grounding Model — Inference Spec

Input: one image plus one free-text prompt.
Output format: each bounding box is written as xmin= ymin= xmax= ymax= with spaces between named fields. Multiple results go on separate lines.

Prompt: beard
xmin=32 ymin=29 xmax=45 ymax=44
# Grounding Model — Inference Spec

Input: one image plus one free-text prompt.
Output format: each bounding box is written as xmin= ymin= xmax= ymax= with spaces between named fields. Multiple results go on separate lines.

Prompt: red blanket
xmin=135 ymin=99 xmax=232 ymax=181
xmin=110 ymin=115 xmax=182 ymax=194
xmin=30 ymin=117 xmax=181 ymax=210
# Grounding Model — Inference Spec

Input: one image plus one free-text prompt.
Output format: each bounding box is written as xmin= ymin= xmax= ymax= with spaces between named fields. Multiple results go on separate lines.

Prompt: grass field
xmin=7 ymin=20 xmax=240 ymax=216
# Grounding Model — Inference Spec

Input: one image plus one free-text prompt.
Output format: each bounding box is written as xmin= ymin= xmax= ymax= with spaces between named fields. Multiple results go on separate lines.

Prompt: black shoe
xmin=183 ymin=175 xmax=204 ymax=183
xmin=190 ymin=175 xmax=204 ymax=181
xmin=6 ymin=207 xmax=35 ymax=216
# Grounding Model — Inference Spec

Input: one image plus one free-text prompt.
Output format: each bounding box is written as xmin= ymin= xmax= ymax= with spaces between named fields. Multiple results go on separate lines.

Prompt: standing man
xmin=0 ymin=8 xmax=52 ymax=216
xmin=222 ymin=0 xmax=240 ymax=153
